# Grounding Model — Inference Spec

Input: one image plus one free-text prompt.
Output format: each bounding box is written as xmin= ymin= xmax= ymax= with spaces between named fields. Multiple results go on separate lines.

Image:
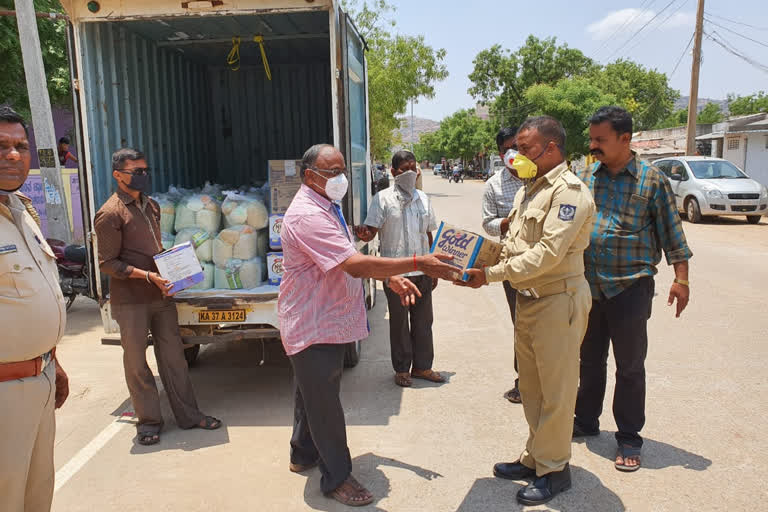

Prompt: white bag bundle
xmin=175 ymin=193 xmax=221 ymax=234
xmin=214 ymin=258 xmax=264 ymax=289
xmin=152 ymin=193 xmax=177 ymax=234
xmin=221 ymin=191 xmax=269 ymax=229
xmin=190 ymin=262 xmax=215 ymax=290
xmin=213 ymin=225 xmax=260 ymax=266
xmin=174 ymin=227 xmax=213 ymax=263
xmin=161 ymin=232 xmax=175 ymax=251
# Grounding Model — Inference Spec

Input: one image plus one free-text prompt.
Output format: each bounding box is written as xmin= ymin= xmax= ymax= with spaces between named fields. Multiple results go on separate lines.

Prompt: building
xmin=696 ymin=113 xmax=768 ymax=186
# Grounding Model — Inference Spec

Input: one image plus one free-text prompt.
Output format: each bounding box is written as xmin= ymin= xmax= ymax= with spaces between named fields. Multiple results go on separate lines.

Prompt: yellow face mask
xmin=504 ymin=149 xmax=538 ymax=179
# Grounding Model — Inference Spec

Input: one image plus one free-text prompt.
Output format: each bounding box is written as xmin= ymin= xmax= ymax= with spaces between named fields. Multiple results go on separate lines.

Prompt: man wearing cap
xmin=0 ymin=105 xmax=70 ymax=512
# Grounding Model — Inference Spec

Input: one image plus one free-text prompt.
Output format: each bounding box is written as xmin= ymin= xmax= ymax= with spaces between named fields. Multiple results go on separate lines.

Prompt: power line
xmin=704 ymin=30 xmax=768 ymax=74
xmin=592 ymin=0 xmax=657 ymax=58
xmin=625 ymin=0 xmax=691 ymax=56
xmin=704 ymin=16 xmax=768 ymax=49
xmin=672 ymin=30 xmax=696 ymax=75
xmin=605 ymin=0 xmax=679 ymax=61
xmin=704 ymin=11 xmax=768 ymax=32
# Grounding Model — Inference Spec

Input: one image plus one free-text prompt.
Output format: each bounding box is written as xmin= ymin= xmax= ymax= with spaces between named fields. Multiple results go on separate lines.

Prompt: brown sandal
xmin=411 ymin=369 xmax=446 ymax=383
xmin=326 ymin=475 xmax=374 ymax=507
xmin=394 ymin=372 xmax=412 ymax=387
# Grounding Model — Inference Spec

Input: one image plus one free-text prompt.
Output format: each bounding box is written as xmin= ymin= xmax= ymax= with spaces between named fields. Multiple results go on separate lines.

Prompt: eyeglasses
xmin=310 ymin=166 xmax=348 ymax=177
xmin=116 ymin=167 xmax=151 ymax=176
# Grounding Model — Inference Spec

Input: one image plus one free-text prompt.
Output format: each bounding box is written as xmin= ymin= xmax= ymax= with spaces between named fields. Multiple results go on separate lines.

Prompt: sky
xmin=384 ymin=0 xmax=768 ymax=121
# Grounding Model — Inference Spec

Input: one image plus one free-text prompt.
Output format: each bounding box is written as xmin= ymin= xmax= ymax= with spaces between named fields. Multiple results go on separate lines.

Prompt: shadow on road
xmin=456 ymin=465 xmax=625 ymax=512
xmin=301 ymin=452 xmax=443 ymax=511
xmin=578 ymin=434 xmax=712 ymax=471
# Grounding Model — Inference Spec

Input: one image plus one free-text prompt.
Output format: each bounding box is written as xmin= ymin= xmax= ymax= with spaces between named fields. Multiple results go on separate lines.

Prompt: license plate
xmin=730 ymin=200 xmax=755 ymax=205
xmin=198 ymin=310 xmax=246 ymax=323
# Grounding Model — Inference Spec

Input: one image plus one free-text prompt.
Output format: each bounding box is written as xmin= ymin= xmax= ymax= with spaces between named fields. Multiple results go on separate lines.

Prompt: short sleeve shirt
xmin=277 ymin=185 xmax=368 ymax=356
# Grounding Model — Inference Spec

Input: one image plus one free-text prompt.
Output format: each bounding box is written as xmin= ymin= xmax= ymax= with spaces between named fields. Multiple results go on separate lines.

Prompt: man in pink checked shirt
xmin=278 ymin=144 xmax=457 ymax=507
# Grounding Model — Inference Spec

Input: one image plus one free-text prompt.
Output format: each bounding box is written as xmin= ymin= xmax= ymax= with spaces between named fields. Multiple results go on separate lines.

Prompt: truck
xmin=59 ymin=0 xmax=378 ymax=366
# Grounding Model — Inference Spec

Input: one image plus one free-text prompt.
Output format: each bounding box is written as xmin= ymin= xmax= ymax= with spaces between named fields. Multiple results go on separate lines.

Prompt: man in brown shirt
xmin=0 ymin=105 xmax=69 ymax=512
xmin=94 ymin=148 xmax=221 ymax=445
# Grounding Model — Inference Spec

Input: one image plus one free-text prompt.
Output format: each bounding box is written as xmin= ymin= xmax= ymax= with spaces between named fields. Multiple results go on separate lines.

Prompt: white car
xmin=653 ymin=157 xmax=768 ymax=224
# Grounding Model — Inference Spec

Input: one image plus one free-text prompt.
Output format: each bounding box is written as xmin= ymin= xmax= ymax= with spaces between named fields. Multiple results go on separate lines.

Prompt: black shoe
xmin=572 ymin=421 xmax=600 ymax=438
xmin=493 ymin=461 xmax=536 ymax=480
xmin=516 ymin=464 xmax=571 ymax=506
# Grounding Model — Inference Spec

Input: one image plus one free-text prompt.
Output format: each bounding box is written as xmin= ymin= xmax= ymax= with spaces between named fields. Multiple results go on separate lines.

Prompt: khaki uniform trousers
xmin=515 ymin=279 xmax=592 ymax=476
xmin=0 ymin=362 xmax=56 ymax=512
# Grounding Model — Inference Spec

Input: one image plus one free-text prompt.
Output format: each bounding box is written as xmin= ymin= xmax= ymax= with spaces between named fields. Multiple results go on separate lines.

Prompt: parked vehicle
xmin=47 ymin=239 xmax=89 ymax=311
xmin=63 ymin=0 xmax=377 ymax=366
xmin=654 ymin=157 xmax=768 ymax=224
xmin=373 ymin=164 xmax=390 ymax=194
xmin=488 ymin=155 xmax=505 ymax=180
xmin=433 ymin=164 xmax=442 ymax=175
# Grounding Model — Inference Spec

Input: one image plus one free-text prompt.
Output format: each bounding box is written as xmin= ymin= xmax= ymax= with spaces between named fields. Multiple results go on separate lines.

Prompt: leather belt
xmin=0 ymin=347 xmax=56 ymax=383
xmin=518 ymin=276 xmax=585 ymax=300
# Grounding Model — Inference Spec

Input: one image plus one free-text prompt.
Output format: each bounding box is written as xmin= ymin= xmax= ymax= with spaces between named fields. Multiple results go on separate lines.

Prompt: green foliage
xmin=696 ymin=102 xmax=724 ymax=124
xmin=589 ymin=59 xmax=678 ymax=130
xmin=468 ymin=36 xmax=597 ymax=128
xmin=343 ymin=0 xmax=448 ymax=161
xmin=524 ymin=78 xmax=617 ymax=157
xmin=655 ymin=108 xmax=689 ymax=129
xmin=0 ymin=0 xmax=71 ymax=119
xmin=727 ymin=92 xmax=768 ymax=116
xmin=413 ymin=110 xmax=495 ymax=164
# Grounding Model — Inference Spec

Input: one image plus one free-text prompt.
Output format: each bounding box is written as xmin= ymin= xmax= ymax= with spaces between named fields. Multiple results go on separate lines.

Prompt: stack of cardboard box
xmin=267 ymin=160 xmax=302 ymax=286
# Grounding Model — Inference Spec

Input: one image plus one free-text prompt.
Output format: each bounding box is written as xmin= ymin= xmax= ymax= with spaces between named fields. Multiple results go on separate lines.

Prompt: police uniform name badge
xmin=153 ymin=241 xmax=205 ymax=294
xmin=430 ymin=222 xmax=502 ymax=281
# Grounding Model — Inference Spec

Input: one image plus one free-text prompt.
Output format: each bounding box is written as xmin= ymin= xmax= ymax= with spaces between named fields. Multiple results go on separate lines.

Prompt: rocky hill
xmin=395 ymin=116 xmax=441 ymax=145
xmin=675 ymin=96 xmax=729 ymax=113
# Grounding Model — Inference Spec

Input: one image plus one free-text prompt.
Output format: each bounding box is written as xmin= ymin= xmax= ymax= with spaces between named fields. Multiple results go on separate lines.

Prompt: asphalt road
xmin=51 ymin=172 xmax=768 ymax=511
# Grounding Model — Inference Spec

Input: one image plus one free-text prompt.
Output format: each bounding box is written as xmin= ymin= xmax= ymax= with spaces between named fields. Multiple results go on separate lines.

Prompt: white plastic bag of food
xmin=221 ymin=191 xmax=269 ymax=229
xmin=190 ymin=262 xmax=215 ymax=290
xmin=214 ymin=258 xmax=264 ymax=289
xmin=213 ymin=225 xmax=259 ymax=266
xmin=175 ymin=193 xmax=221 ymax=234
xmin=174 ymin=227 xmax=213 ymax=263
xmin=152 ymin=193 xmax=177 ymax=234
xmin=161 ymin=232 xmax=175 ymax=251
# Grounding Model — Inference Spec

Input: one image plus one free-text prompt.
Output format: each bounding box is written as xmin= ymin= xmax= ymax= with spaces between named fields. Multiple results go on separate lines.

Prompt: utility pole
xmin=686 ymin=0 xmax=705 ymax=155
xmin=13 ymin=0 xmax=72 ymax=241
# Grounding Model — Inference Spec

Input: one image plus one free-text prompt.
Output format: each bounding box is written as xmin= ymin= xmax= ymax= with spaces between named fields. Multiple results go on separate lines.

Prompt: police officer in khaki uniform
xmin=461 ymin=116 xmax=595 ymax=506
xmin=0 ymin=105 xmax=69 ymax=512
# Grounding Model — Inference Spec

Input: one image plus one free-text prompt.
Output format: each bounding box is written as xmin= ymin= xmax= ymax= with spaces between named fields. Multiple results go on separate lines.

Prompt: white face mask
xmin=313 ymin=171 xmax=349 ymax=201
xmin=394 ymin=170 xmax=418 ymax=194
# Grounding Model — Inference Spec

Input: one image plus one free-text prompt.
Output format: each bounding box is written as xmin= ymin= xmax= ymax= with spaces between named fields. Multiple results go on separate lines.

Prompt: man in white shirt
xmin=355 ymin=150 xmax=444 ymax=388
xmin=481 ymin=127 xmax=524 ymax=403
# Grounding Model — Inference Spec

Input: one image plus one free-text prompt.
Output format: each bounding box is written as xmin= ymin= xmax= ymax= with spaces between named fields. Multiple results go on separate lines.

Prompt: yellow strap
xmin=227 ymin=36 xmax=241 ymax=71
xmin=253 ymin=35 xmax=272 ymax=80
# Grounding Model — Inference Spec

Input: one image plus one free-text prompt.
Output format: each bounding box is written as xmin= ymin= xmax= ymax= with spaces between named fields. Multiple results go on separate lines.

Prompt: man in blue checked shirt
xmin=572 ymin=106 xmax=692 ymax=473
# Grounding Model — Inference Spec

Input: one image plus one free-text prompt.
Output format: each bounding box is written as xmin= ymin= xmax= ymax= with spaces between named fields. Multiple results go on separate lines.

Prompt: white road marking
xmin=54 ymin=408 xmax=137 ymax=493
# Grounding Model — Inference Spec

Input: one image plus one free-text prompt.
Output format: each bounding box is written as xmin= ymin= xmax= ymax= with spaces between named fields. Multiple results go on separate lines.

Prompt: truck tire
xmin=747 ymin=215 xmax=762 ymax=224
xmin=184 ymin=345 xmax=200 ymax=367
xmin=344 ymin=341 xmax=361 ymax=368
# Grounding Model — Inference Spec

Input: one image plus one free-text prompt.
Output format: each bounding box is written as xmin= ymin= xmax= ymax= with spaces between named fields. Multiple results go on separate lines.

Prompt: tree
xmin=589 ymin=59 xmax=678 ymax=130
xmin=343 ymin=1 xmax=448 ymax=161
xmin=524 ymin=78 xmax=617 ymax=157
xmin=727 ymin=92 xmax=768 ymax=115
xmin=0 ymin=0 xmax=71 ymax=118
xmin=468 ymin=36 xmax=597 ymax=128
xmin=655 ymin=108 xmax=689 ymax=129
xmin=696 ymin=102 xmax=724 ymax=124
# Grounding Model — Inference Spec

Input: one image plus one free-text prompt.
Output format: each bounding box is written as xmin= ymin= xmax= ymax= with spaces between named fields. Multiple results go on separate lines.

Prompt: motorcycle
xmin=47 ymin=238 xmax=89 ymax=310
xmin=449 ymin=169 xmax=463 ymax=183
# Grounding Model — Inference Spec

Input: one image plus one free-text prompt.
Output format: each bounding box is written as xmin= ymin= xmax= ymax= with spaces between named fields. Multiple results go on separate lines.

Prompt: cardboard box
xmin=429 ymin=222 xmax=502 ymax=281
xmin=270 ymin=182 xmax=301 ymax=214
xmin=267 ymin=252 xmax=284 ymax=286
xmin=268 ymin=159 xmax=302 ymax=186
xmin=269 ymin=214 xmax=284 ymax=250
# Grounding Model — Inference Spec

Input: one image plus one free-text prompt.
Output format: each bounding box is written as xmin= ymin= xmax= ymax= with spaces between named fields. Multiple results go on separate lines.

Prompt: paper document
xmin=153 ymin=242 xmax=205 ymax=294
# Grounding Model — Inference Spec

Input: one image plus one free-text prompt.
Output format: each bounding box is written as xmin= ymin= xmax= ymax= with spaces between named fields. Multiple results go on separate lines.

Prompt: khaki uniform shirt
xmin=0 ymin=193 xmax=66 ymax=363
xmin=485 ymin=162 xmax=596 ymax=290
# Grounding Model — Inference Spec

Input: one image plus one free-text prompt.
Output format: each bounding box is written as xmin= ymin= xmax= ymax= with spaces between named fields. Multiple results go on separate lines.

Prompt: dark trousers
xmin=112 ymin=300 xmax=205 ymax=434
xmin=289 ymin=343 xmax=352 ymax=494
xmin=502 ymin=280 xmax=519 ymax=388
xmin=383 ymin=275 xmax=434 ymax=373
xmin=574 ymin=277 xmax=654 ymax=448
